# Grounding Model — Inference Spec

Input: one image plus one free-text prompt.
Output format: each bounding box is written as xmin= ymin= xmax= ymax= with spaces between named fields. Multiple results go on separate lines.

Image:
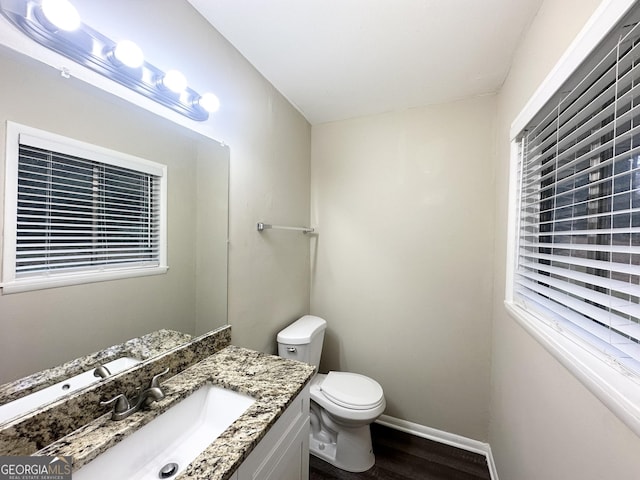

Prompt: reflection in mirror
xmin=0 ymin=44 xmax=229 ymax=408
xmin=0 ymin=330 xmax=191 ymax=424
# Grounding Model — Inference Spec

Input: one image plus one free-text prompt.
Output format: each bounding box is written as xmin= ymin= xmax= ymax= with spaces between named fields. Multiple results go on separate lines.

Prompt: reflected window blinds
xmin=15 ymin=137 xmax=161 ymax=278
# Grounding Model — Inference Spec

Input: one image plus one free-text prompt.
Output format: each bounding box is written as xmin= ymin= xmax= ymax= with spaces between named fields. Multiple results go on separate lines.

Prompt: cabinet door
xmin=236 ymin=385 xmax=310 ymax=480
xmin=260 ymin=416 xmax=309 ymax=480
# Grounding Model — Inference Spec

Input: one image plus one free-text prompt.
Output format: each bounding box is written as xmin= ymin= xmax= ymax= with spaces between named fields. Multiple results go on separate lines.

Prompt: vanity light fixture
xmin=112 ymin=40 xmax=144 ymax=69
xmin=160 ymin=69 xmax=188 ymax=93
xmin=38 ymin=0 xmax=81 ymax=32
xmin=0 ymin=0 xmax=219 ymax=121
xmin=197 ymin=92 xmax=220 ymax=113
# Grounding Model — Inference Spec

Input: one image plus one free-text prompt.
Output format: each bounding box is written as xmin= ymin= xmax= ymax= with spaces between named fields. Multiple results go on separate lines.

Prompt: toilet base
xmin=309 ymin=424 xmax=375 ymax=473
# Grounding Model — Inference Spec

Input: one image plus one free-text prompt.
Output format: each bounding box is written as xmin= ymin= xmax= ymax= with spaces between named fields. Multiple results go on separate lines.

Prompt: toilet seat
xmin=319 ymin=372 xmax=384 ymax=410
xmin=310 ymin=373 xmax=386 ymax=425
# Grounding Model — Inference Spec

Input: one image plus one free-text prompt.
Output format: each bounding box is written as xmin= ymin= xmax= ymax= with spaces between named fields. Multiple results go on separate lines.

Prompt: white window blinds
xmin=16 ymin=141 xmax=161 ymax=277
xmin=515 ymin=16 xmax=640 ymax=374
xmin=2 ymin=123 xmax=167 ymax=293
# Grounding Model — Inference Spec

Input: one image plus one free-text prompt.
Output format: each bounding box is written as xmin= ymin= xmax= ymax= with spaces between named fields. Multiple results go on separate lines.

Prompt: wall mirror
xmin=0 ymin=42 xmax=229 ymax=414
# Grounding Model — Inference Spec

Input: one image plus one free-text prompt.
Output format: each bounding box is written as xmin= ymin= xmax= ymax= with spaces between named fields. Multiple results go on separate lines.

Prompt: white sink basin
xmin=74 ymin=384 xmax=256 ymax=480
xmin=0 ymin=357 xmax=140 ymax=425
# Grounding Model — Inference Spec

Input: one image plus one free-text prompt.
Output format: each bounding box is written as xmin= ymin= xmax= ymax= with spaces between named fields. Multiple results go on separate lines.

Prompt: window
xmin=2 ymin=122 xmax=167 ymax=293
xmin=507 ymin=0 xmax=640 ymax=436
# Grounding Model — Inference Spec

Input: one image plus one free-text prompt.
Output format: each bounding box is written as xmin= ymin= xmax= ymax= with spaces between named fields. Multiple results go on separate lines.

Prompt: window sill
xmin=1 ymin=266 xmax=169 ymax=294
xmin=504 ymin=300 xmax=640 ymax=438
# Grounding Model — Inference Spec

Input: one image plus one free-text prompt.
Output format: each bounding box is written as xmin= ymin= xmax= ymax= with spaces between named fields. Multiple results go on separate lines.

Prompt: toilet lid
xmin=320 ymin=372 xmax=384 ymax=410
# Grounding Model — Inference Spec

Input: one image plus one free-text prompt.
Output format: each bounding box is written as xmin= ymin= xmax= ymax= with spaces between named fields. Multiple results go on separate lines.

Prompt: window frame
xmin=2 ymin=122 xmax=168 ymax=294
xmin=506 ymin=0 xmax=640 ymax=438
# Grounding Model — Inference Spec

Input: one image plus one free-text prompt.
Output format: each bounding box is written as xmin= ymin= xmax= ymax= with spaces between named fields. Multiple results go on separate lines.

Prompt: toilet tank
xmin=277 ymin=315 xmax=327 ymax=370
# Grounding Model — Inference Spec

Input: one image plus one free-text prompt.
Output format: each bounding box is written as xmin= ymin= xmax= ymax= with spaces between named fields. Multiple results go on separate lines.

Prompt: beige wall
xmin=310 ymin=95 xmax=496 ymax=440
xmin=0 ymin=0 xmax=311 ymax=380
xmin=195 ymin=144 xmax=230 ymax=336
xmin=490 ymin=0 xmax=640 ymax=478
xmin=163 ymin=1 xmax=313 ymax=353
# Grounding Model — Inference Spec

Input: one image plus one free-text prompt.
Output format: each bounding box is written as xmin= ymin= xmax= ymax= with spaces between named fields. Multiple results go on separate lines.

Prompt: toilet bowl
xmin=277 ymin=315 xmax=386 ymax=472
xmin=308 ymin=372 xmax=386 ymax=471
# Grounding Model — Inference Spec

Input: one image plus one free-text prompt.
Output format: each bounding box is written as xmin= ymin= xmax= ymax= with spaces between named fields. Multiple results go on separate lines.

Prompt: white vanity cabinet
xmin=231 ymin=384 xmax=310 ymax=480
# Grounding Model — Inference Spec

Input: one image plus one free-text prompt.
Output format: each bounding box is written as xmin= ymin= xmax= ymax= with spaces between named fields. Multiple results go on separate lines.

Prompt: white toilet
xmin=277 ymin=315 xmax=386 ymax=473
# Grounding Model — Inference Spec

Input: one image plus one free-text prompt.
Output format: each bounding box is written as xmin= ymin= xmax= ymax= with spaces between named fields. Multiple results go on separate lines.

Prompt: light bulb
xmin=113 ymin=40 xmax=144 ymax=68
xmin=198 ymin=92 xmax=220 ymax=113
xmin=40 ymin=0 xmax=81 ymax=32
xmin=161 ymin=70 xmax=187 ymax=93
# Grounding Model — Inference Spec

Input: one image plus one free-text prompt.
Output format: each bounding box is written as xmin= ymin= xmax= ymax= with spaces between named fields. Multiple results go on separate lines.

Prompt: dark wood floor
xmin=310 ymin=423 xmax=491 ymax=480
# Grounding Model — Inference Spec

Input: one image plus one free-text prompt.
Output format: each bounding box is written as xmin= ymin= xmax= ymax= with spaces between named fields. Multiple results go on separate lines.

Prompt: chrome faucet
xmin=100 ymin=368 xmax=169 ymax=421
xmin=93 ymin=365 xmax=112 ymax=379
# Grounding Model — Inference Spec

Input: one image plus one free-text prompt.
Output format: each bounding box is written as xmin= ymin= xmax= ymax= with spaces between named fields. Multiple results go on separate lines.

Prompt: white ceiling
xmin=188 ymin=0 xmax=544 ymax=125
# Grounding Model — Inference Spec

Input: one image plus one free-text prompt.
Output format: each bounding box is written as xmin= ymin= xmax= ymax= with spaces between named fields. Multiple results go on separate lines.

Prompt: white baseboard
xmin=375 ymin=415 xmax=499 ymax=480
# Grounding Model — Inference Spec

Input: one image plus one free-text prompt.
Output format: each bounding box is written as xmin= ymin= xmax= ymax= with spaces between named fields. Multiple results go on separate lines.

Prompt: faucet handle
xmin=100 ymin=393 xmax=130 ymax=414
xmin=93 ymin=365 xmax=112 ymax=379
xmin=149 ymin=368 xmax=170 ymax=388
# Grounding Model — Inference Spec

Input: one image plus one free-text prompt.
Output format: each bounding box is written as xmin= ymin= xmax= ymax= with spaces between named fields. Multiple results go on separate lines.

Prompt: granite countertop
xmin=0 ymin=327 xmax=231 ymax=455
xmin=0 ymin=329 xmax=192 ymax=405
xmin=37 ymin=345 xmax=315 ymax=480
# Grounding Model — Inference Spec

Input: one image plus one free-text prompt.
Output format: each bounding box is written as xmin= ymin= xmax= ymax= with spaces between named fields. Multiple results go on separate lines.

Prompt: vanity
xmin=62 ymin=346 xmax=312 ymax=480
xmin=0 ymin=327 xmax=314 ymax=480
